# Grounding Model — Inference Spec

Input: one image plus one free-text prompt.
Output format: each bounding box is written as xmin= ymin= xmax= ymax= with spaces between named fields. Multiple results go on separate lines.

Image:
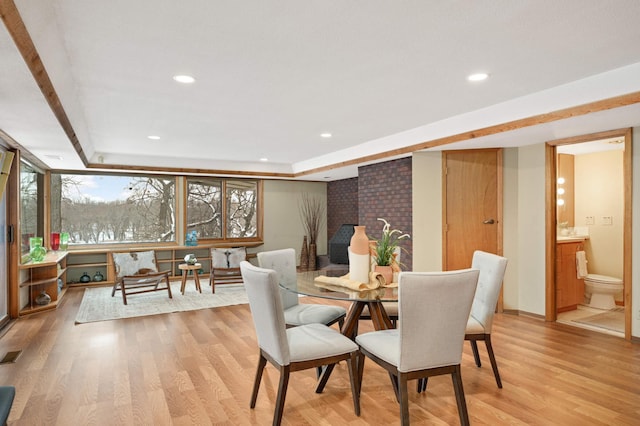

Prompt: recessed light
xmin=147 ymin=135 xmax=161 ymax=140
xmin=259 ymin=157 xmax=268 ymax=162
xmin=320 ymin=133 xmax=332 ymax=138
xmin=173 ymin=74 xmax=195 ymax=84
xmin=467 ymin=73 xmax=489 ymax=82
xmin=44 ymin=154 xmax=63 ymax=160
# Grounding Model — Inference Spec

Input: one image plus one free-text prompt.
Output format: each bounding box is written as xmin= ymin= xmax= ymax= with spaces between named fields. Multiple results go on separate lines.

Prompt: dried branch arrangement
xmin=298 ymin=194 xmax=324 ymax=245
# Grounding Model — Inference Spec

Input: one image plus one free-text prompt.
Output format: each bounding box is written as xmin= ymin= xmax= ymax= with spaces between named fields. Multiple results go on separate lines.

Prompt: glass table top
xmin=280 ymin=271 xmax=399 ymax=303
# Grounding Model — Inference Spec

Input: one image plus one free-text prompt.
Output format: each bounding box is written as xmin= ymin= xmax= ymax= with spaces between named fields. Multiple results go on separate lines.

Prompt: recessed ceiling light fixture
xmin=147 ymin=135 xmax=161 ymax=140
xmin=259 ymin=157 xmax=268 ymax=162
xmin=320 ymin=133 xmax=332 ymax=138
xmin=173 ymin=74 xmax=195 ymax=84
xmin=467 ymin=72 xmax=489 ymax=82
xmin=45 ymin=154 xmax=63 ymax=160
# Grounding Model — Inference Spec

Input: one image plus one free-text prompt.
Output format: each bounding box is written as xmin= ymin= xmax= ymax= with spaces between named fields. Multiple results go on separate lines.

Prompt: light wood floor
xmin=1 ymin=286 xmax=639 ymax=425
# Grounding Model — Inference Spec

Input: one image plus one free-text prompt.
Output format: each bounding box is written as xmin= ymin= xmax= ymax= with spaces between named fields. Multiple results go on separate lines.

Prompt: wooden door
xmin=443 ymin=149 xmax=502 ymax=271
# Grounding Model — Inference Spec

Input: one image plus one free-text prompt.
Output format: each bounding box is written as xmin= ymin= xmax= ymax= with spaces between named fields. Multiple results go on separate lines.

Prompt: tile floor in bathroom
xmin=556 ymin=304 xmax=625 ymax=337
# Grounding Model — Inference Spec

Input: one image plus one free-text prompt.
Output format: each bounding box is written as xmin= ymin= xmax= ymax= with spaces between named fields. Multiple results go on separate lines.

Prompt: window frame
xmin=185 ymin=177 xmax=263 ymax=244
xmin=49 ymin=171 xmax=179 ymax=249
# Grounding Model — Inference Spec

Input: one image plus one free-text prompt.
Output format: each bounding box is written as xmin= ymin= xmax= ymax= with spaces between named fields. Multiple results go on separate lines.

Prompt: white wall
xmin=515 ymin=144 xmax=547 ymax=316
xmin=411 ymin=151 xmax=443 ymax=272
xmin=574 ymin=150 xmax=624 ymax=280
xmin=502 ymin=148 xmax=520 ymax=310
xmin=261 ymin=180 xmax=327 ymax=264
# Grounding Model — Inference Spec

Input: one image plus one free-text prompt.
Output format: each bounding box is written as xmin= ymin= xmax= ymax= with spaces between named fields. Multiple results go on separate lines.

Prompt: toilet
xmin=576 ymin=250 xmax=623 ymax=310
xmin=584 ymin=274 xmax=623 ymax=310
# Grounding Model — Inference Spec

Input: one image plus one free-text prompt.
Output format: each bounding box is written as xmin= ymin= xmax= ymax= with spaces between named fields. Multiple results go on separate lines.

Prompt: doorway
xmin=545 ymin=128 xmax=632 ymax=340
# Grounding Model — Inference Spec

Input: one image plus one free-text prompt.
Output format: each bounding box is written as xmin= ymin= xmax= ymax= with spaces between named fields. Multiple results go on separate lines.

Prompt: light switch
xmin=601 ymin=216 xmax=613 ymax=226
xmin=585 ymin=216 xmax=595 ymax=225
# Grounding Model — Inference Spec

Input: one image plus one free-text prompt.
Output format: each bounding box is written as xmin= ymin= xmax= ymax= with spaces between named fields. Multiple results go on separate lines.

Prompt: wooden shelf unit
xmin=19 ymin=251 xmax=68 ymax=316
xmin=64 ymin=244 xmax=258 ymax=287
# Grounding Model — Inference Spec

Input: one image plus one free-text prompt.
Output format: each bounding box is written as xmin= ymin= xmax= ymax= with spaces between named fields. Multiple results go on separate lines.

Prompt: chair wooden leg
xmin=274 ymin=365 xmax=290 ymax=426
xmin=250 ymin=354 xmax=267 ymax=408
xmin=416 ymin=377 xmax=428 ymax=393
xmin=347 ymin=351 xmax=361 ymax=416
xmin=315 ymin=363 xmax=335 ymax=393
xmin=338 ymin=317 xmax=344 ymax=330
xmin=165 ymin=276 xmax=172 ymax=299
xmin=398 ymin=373 xmax=410 ymax=425
xmin=121 ymin=282 xmax=128 ymax=305
xmin=357 ymin=352 xmax=365 ymax=397
xmin=485 ymin=334 xmax=502 ymax=388
xmin=451 ymin=365 xmax=470 ymax=426
xmin=470 ymin=339 xmax=481 ymax=367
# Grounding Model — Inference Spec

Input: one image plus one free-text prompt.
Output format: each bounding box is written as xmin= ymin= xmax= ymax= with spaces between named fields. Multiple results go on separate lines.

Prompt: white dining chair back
xmin=257 ymin=248 xmax=346 ymax=328
xmin=241 ymin=260 xmax=290 ymax=366
xmin=256 ymin=248 xmax=299 ymax=310
xmin=469 ymin=250 xmax=508 ymax=333
xmin=397 ymin=270 xmax=479 ymax=372
xmin=466 ymin=250 xmax=508 ymax=388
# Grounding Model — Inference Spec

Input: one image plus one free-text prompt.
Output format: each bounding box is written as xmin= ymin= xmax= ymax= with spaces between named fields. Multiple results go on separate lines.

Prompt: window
xmin=187 ymin=178 xmax=260 ymax=241
xmin=20 ymin=161 xmax=44 ymax=255
xmin=50 ymin=173 xmax=176 ymax=245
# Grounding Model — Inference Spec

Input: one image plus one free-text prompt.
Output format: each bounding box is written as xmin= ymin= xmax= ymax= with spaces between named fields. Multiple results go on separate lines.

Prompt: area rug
xmin=573 ymin=308 xmax=624 ymax=333
xmin=75 ymin=281 xmax=248 ymax=324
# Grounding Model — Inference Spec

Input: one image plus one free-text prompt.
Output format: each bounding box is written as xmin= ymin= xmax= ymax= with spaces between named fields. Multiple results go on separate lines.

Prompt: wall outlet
xmin=601 ymin=216 xmax=613 ymax=226
xmin=585 ymin=216 xmax=595 ymax=225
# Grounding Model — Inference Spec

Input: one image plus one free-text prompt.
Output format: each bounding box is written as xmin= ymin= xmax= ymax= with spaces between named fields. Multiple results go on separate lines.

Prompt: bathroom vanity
xmin=556 ymin=238 xmax=586 ymax=312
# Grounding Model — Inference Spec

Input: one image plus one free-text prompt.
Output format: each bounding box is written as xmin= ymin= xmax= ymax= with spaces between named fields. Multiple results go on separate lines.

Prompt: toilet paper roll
xmin=348 ymin=247 xmax=370 ymax=284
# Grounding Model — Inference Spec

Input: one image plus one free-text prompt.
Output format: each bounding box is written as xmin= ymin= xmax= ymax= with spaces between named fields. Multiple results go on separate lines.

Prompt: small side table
xmin=179 ymin=263 xmax=202 ymax=295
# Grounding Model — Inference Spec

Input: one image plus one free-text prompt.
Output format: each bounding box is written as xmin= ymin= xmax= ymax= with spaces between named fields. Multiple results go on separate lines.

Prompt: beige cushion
xmin=212 ymin=247 xmax=246 ymax=268
xmin=113 ymin=251 xmax=158 ymax=278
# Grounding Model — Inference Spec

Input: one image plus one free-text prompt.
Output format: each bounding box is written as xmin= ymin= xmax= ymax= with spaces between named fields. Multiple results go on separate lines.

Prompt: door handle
xmin=483 ymin=219 xmax=495 ymax=224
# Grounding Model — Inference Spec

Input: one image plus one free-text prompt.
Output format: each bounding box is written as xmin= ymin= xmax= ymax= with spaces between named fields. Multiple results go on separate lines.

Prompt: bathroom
xmin=555 ymin=136 xmax=625 ymax=336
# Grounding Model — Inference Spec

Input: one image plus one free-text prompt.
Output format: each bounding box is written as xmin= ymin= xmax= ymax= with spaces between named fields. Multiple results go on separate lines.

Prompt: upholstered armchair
xmin=111 ymin=250 xmax=172 ymax=305
xmin=209 ymin=247 xmax=246 ymax=293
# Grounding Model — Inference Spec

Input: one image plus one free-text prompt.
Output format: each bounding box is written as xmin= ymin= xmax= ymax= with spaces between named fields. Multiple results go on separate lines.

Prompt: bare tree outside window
xmin=50 ymin=173 xmax=176 ymax=245
xmin=186 ymin=177 xmax=259 ymax=241
xmin=226 ymin=180 xmax=257 ymax=238
xmin=187 ymin=178 xmax=222 ymax=238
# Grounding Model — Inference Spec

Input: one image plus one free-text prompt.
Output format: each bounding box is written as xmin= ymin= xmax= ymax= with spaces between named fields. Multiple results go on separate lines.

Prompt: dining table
xmin=284 ymin=271 xmax=399 ymax=338
xmin=281 ymin=271 xmax=400 ymax=394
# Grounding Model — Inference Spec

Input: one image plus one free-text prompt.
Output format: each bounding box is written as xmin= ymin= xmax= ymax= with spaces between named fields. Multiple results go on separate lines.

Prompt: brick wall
xmin=326 ymin=157 xmax=413 ymax=271
xmin=326 ymin=177 xmax=359 ymax=240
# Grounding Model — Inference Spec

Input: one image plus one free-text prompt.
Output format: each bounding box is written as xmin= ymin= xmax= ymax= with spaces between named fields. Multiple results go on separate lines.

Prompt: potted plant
xmin=371 ymin=218 xmax=410 ymax=284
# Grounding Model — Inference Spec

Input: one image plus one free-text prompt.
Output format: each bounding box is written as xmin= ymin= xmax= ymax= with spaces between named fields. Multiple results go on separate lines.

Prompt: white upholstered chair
xmin=257 ymin=248 xmax=346 ymax=329
xmin=240 ymin=261 xmax=360 ymax=426
xmin=356 ymin=269 xmax=479 ymax=426
xmin=465 ymin=250 xmax=508 ymax=388
xmin=418 ymin=251 xmax=508 ymax=393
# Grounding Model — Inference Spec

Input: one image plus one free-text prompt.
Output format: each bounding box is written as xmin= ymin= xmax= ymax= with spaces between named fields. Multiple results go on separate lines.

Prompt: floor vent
xmin=0 ymin=350 xmax=22 ymax=364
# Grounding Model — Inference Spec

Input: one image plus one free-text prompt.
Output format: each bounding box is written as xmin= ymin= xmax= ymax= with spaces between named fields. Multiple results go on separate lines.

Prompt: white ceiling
xmin=1 ymin=1 xmax=640 ymax=181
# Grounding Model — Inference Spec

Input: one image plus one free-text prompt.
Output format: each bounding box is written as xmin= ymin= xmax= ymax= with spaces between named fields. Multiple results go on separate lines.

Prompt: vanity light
xmin=557 ymin=199 xmax=565 ymax=206
xmin=557 ymin=188 xmax=565 ymax=195
xmin=467 ymin=73 xmax=488 ymax=82
xmin=173 ymin=75 xmax=195 ymax=84
xmin=557 ymin=177 xmax=565 ymax=184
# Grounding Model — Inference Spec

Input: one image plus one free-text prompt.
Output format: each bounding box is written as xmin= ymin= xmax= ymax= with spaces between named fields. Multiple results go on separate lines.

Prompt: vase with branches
xmin=299 ymin=194 xmax=325 ymax=270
